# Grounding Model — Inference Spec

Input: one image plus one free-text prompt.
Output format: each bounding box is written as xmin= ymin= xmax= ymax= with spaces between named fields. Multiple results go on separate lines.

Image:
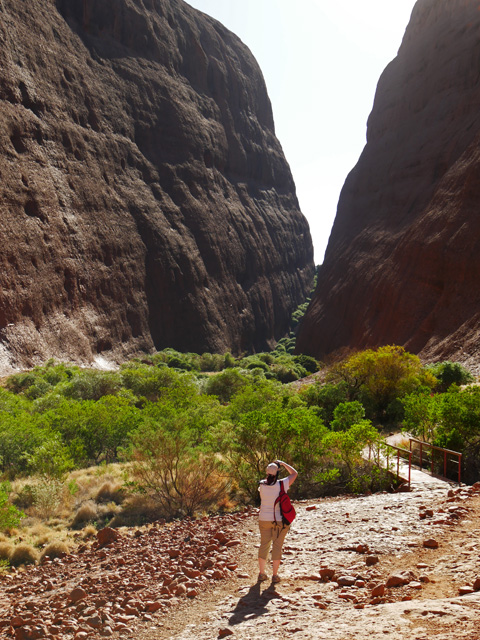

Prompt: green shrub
xmin=327 ymin=345 xmax=437 ymax=425
xmin=204 ymin=368 xmax=249 ymax=403
xmin=61 ymin=370 xmax=122 ymax=401
xmin=0 ymin=483 xmax=24 ymax=531
xmin=128 ymin=419 xmax=228 ymax=519
xmin=426 ymin=361 xmax=474 ymax=392
xmin=330 ymin=401 xmax=365 ymax=432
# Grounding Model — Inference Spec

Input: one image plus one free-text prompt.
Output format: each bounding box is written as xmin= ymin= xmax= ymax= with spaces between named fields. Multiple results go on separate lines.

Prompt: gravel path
xmin=2 ymin=473 xmax=480 ymax=640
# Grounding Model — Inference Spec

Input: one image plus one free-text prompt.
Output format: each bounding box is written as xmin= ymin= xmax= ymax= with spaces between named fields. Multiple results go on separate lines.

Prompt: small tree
xmin=128 ymin=415 xmax=228 ymax=519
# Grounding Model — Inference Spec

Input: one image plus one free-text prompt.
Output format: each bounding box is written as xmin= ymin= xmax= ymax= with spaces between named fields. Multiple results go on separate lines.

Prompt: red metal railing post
xmin=408 ymin=451 xmax=411 ymax=488
xmin=444 ymin=450 xmax=447 ymax=478
xmin=420 ymin=441 xmax=423 ymax=471
xmin=459 ymin=453 xmax=462 ymax=485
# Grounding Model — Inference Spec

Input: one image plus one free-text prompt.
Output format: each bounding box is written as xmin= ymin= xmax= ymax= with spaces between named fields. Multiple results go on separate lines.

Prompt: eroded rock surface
xmin=0 ymin=0 xmax=313 ymax=371
xmin=297 ymin=0 xmax=480 ymax=368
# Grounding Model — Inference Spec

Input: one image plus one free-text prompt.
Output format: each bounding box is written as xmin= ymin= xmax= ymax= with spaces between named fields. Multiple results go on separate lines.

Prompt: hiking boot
xmin=257 ymin=573 xmax=268 ymax=582
xmin=272 ymin=574 xmax=281 ymax=583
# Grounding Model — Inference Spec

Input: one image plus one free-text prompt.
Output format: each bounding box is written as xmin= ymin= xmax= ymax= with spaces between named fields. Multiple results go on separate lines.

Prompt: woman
xmin=257 ymin=459 xmax=297 ymax=583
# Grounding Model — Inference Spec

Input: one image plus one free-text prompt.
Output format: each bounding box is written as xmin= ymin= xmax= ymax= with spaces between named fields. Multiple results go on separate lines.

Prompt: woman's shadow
xmin=228 ymin=580 xmax=283 ymax=627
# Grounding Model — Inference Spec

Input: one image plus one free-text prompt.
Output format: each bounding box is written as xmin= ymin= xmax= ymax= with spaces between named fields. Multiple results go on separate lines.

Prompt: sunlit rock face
xmin=296 ymin=0 xmax=480 ymax=368
xmin=0 ymin=0 xmax=314 ymax=370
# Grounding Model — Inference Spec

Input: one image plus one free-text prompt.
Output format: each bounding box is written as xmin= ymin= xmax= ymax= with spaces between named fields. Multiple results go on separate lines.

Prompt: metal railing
xmin=409 ymin=437 xmax=462 ymax=485
xmin=367 ymin=442 xmax=412 ymax=489
xmin=368 ymin=438 xmax=462 ymax=487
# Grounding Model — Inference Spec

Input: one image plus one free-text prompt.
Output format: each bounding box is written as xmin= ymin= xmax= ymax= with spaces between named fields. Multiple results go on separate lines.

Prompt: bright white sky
xmin=185 ymin=0 xmax=418 ymax=263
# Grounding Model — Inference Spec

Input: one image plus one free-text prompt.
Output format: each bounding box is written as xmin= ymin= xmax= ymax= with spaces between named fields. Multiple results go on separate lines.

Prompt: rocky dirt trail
xmin=1 ymin=475 xmax=480 ymax=640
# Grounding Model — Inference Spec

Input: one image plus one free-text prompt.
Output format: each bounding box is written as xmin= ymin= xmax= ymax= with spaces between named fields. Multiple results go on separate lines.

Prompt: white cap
xmin=266 ymin=462 xmax=279 ymax=475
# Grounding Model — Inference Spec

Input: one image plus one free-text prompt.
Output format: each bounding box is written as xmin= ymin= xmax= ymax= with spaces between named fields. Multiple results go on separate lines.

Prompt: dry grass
xmin=10 ymin=543 xmax=39 ymax=567
xmin=71 ymin=500 xmax=98 ymax=529
xmin=109 ymin=494 xmax=160 ymax=528
xmin=81 ymin=524 xmax=97 ymax=540
xmin=39 ymin=540 xmax=70 ymax=562
xmin=0 ymin=542 xmax=13 ymax=561
xmin=95 ymin=481 xmax=125 ymax=504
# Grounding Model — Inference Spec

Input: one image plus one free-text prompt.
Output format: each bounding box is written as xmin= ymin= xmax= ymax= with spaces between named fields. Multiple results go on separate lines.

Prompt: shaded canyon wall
xmin=0 ymin=0 xmax=314 ymax=371
xmin=297 ymin=0 xmax=480 ymax=369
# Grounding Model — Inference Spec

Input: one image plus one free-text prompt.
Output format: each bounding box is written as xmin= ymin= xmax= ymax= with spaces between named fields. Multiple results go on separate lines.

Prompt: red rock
xmin=85 ymin=615 xmax=103 ymax=629
xmin=386 ymin=574 xmax=409 ymax=588
xmin=212 ymin=570 xmax=225 ymax=580
xmin=225 ymin=540 xmax=241 ymax=547
xmin=97 ymin=528 xmax=121 ymax=548
xmin=145 ymin=602 xmax=163 ymax=613
xmin=11 ymin=617 xmax=25 ymax=628
xmin=336 ymin=575 xmax=356 ymax=587
xmin=205 ymin=544 xmax=220 ymax=553
xmin=174 ymin=585 xmax=187 ymax=597
xmin=218 ymin=629 xmax=234 ymax=638
xmin=214 ymin=532 xmax=228 ymax=544
xmin=68 ymin=588 xmax=87 ymax=603
xmin=167 ymin=549 xmax=181 ymax=559
xmin=0 ymin=0 xmax=313 ymax=370
xmin=182 ymin=567 xmax=201 ymax=579
xmin=187 ymin=589 xmax=198 ymax=598
xmin=371 ymin=584 xmax=385 ymax=597
xmin=423 ymin=539 xmax=439 ymax=549
xmin=473 ymin=578 xmax=480 ymax=592
xmin=366 ymin=555 xmax=379 ymax=566
xmin=306 ymin=505 xmax=317 ymax=511
xmin=459 ymin=586 xmax=474 ymax=595
xmin=319 ymin=568 xmax=335 ymax=581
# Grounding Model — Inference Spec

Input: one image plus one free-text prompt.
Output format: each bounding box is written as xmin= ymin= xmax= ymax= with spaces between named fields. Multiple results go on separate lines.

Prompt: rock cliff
xmin=296 ymin=0 xmax=480 ymax=368
xmin=0 ymin=0 xmax=313 ymax=371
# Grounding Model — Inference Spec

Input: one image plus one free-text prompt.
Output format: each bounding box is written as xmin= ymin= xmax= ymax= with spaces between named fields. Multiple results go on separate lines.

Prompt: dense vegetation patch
xmin=0 ymin=347 xmax=477 ymax=555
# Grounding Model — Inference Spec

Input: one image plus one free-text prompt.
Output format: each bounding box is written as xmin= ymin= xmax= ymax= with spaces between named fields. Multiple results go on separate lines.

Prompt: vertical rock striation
xmin=0 ymin=0 xmax=313 ymax=371
xmin=297 ymin=0 xmax=480 ymax=368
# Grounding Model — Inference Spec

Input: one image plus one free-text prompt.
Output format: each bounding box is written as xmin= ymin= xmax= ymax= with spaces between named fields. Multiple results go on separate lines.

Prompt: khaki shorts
xmin=258 ymin=520 xmax=290 ymax=561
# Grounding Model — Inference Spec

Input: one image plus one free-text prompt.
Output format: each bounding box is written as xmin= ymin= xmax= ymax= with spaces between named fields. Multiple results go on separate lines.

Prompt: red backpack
xmin=274 ymin=480 xmax=296 ymax=526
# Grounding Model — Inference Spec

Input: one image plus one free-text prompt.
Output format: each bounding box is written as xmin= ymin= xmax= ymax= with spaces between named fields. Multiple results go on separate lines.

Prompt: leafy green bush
xmin=0 ymin=483 xmax=24 ymax=531
xmin=204 ymin=368 xmax=249 ymax=403
xmin=403 ymin=386 xmax=480 ymax=483
xmin=61 ymin=370 xmax=123 ymax=401
xmin=300 ymin=381 xmax=349 ymax=426
xmin=327 ymin=345 xmax=437 ymax=425
xmin=425 ymin=361 xmax=474 ymax=392
xmin=330 ymin=401 xmax=366 ymax=432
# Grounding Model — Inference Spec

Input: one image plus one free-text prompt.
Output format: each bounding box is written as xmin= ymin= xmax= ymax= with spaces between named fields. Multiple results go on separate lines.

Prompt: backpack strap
xmin=273 ymin=480 xmax=284 ymax=524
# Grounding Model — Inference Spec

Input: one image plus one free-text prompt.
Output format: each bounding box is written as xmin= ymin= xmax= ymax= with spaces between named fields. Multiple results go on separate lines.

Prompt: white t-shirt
xmin=258 ymin=478 xmax=290 ymax=522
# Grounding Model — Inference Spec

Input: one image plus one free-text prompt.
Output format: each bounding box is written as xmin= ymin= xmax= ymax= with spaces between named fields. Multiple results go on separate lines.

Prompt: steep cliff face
xmin=296 ymin=0 xmax=480 ymax=368
xmin=0 ymin=0 xmax=313 ymax=371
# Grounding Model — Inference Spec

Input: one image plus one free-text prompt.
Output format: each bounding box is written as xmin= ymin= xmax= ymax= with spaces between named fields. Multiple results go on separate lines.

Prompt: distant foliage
xmin=425 ymin=361 xmax=474 ymax=392
xmin=327 ymin=345 xmax=437 ymax=425
xmin=1 ymin=346 xmax=477 ymax=519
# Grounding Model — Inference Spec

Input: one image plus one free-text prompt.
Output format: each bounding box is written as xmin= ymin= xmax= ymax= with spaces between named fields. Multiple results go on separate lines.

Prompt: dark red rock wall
xmin=0 ymin=0 xmax=313 ymax=370
xmin=296 ymin=0 xmax=480 ymax=368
